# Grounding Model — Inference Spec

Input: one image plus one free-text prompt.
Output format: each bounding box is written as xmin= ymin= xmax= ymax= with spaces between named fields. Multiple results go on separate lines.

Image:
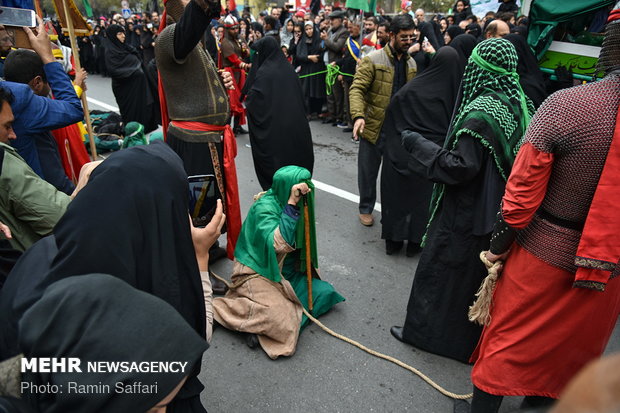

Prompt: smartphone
xmin=0 ymin=7 xmax=36 ymax=28
xmin=147 ymin=23 xmax=153 ymax=29
xmin=188 ymin=174 xmax=218 ymax=228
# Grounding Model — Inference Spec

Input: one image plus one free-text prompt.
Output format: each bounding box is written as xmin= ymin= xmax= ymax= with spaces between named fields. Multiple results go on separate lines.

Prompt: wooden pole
xmin=60 ymin=0 xmax=98 ymax=161
xmin=303 ymin=195 xmax=313 ymax=312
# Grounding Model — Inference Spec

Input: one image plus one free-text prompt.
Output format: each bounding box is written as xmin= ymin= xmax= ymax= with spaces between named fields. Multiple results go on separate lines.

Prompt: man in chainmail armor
xmin=464 ymin=4 xmax=620 ymax=413
xmin=155 ymin=0 xmax=242 ymax=289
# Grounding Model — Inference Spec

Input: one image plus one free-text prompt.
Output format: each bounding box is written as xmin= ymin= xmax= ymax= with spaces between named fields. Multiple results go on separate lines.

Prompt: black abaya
xmin=401 ymin=133 xmax=505 ymax=363
xmin=296 ymin=27 xmax=326 ymax=102
xmin=18 ymin=274 xmax=208 ymax=412
xmin=0 ymin=142 xmax=207 ymax=411
xmin=244 ymin=37 xmax=314 ymax=190
xmin=105 ymin=25 xmax=159 ymax=132
xmin=380 ymin=47 xmax=464 ymax=244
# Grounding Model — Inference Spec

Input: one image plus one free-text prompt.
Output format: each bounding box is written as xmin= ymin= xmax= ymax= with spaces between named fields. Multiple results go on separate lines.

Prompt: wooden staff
xmin=303 ymin=194 xmax=313 ymax=312
xmin=60 ymin=0 xmax=98 ymax=161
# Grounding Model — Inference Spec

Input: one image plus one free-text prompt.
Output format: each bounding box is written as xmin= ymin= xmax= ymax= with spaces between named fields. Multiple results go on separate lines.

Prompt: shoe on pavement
xmin=390 ymin=326 xmax=406 ymax=343
xmin=343 ymin=127 xmax=353 ymax=133
xmin=359 ymin=213 xmax=374 ymax=226
xmin=386 ymin=240 xmax=404 ymax=255
xmin=322 ymin=117 xmax=333 ymax=124
xmin=406 ymin=241 xmax=422 ymax=257
xmin=337 ymin=122 xmax=348 ymax=128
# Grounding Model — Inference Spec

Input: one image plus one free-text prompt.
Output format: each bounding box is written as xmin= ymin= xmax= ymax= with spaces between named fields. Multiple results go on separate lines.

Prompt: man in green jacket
xmin=0 ymin=87 xmax=70 ymax=252
xmin=349 ymin=14 xmax=416 ymax=226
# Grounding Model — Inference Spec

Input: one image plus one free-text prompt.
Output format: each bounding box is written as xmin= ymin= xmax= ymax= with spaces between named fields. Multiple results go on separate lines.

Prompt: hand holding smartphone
xmin=188 ymin=174 xmax=220 ymax=228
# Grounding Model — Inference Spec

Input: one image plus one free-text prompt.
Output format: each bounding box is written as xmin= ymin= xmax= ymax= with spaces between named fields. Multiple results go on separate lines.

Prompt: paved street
xmin=85 ymin=74 xmax=620 ymax=413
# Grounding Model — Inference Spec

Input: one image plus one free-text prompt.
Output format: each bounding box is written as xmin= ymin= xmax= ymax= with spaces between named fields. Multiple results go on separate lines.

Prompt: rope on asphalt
xmin=209 ymin=271 xmax=473 ymax=400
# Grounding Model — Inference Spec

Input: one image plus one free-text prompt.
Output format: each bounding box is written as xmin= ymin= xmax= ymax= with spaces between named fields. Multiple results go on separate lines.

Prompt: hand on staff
xmin=218 ymin=70 xmax=234 ymax=90
xmin=0 ymin=221 xmax=12 ymax=239
xmin=352 ymin=118 xmax=365 ymax=141
xmin=74 ymin=68 xmax=88 ymax=92
xmin=288 ymin=183 xmax=311 ymax=206
xmin=23 ymin=16 xmax=54 ymax=64
xmin=191 ymin=199 xmax=226 ymax=271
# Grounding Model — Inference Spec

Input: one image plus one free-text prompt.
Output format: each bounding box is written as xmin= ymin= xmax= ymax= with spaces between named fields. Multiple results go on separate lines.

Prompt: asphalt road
xmin=85 ymin=74 xmax=619 ymax=413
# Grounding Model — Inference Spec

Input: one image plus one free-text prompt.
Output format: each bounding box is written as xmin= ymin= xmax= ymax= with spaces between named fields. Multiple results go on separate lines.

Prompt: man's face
xmin=0 ymin=30 xmax=13 ymax=55
xmin=415 ymin=10 xmax=424 ymax=21
xmin=391 ymin=28 xmax=414 ymax=54
xmin=271 ymin=8 xmax=281 ymax=18
xmin=0 ymin=102 xmax=16 ymax=144
xmin=324 ymin=5 xmax=332 ymax=14
xmin=228 ymin=26 xmax=239 ymax=39
xmin=348 ymin=22 xmax=360 ymax=37
xmin=377 ymin=26 xmax=388 ymax=44
xmin=331 ymin=17 xmax=342 ymax=29
xmin=364 ymin=19 xmax=376 ymax=33
xmin=151 ymin=12 xmax=159 ymax=23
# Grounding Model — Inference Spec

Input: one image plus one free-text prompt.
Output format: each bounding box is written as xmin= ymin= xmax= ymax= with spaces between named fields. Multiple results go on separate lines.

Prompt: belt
xmin=537 ymin=209 xmax=585 ymax=231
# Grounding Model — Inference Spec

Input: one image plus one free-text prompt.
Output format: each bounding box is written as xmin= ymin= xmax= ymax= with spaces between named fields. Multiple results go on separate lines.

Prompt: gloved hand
xmin=401 ymin=130 xmax=424 ymax=153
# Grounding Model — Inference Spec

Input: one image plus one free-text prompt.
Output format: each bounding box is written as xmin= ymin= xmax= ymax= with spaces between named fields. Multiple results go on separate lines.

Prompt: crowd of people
xmin=0 ymin=0 xmax=619 ymax=411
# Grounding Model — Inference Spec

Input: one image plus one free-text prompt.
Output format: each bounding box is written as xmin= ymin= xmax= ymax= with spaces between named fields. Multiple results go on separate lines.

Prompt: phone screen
xmin=188 ymin=175 xmax=217 ymax=227
xmin=0 ymin=7 xmax=35 ymax=27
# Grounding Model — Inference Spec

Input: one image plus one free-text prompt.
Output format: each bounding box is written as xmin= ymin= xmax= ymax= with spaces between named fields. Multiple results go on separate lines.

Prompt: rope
xmin=209 ymin=271 xmax=473 ymax=400
xmin=298 ymin=64 xmax=354 ymax=95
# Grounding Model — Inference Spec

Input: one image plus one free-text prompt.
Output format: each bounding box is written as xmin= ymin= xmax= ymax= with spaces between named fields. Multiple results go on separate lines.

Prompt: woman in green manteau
xmin=213 ymin=166 xmax=344 ymax=359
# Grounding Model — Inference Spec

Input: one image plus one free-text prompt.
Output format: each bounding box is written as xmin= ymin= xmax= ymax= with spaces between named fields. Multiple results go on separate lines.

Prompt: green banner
xmin=82 ymin=0 xmax=93 ymax=18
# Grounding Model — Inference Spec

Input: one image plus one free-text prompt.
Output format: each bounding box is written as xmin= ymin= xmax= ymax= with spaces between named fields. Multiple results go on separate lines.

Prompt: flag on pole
xmin=81 ymin=0 xmax=93 ymax=17
xmin=344 ymin=0 xmax=374 ymax=14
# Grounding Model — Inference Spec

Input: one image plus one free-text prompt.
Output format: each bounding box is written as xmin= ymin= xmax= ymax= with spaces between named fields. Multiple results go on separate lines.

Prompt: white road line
xmin=87 ymin=97 xmax=121 ymax=112
xmin=86 ymin=96 xmax=382 ymax=213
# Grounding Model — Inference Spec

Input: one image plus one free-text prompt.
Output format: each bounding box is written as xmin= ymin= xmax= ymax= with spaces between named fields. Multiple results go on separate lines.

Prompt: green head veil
xmin=234 ymin=165 xmax=317 ymax=282
xmin=424 ymin=38 xmax=536 ymax=244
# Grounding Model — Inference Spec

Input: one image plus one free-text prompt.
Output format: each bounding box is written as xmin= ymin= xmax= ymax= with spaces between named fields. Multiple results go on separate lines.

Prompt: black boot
xmin=385 ymin=240 xmax=404 ymax=255
xmin=520 ymin=396 xmax=556 ymax=410
xmin=471 ymin=386 xmax=503 ymax=413
xmin=209 ymin=271 xmax=229 ymax=296
xmin=406 ymin=241 xmax=422 ymax=257
xmin=245 ymin=333 xmax=259 ymax=349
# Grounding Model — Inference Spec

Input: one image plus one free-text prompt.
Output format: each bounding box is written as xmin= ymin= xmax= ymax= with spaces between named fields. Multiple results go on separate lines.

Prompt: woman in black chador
xmin=242 ymin=36 xmax=314 ymax=190
xmin=104 ymin=24 xmax=159 ymax=132
xmin=296 ymin=21 xmax=326 ymax=117
xmin=380 ymin=47 xmax=464 ymax=256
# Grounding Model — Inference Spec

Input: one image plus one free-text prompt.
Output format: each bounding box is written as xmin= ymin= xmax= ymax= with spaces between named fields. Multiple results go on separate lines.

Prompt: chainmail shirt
xmin=516 ymin=74 xmax=620 ymax=272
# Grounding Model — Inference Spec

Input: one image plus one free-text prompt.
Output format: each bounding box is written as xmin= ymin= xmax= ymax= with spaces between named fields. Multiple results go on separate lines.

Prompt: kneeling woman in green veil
xmin=213 ymin=166 xmax=345 ymax=359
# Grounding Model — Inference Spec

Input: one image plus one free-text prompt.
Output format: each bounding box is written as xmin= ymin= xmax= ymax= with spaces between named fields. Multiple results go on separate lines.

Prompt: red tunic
xmin=471 ymin=142 xmax=620 ymax=398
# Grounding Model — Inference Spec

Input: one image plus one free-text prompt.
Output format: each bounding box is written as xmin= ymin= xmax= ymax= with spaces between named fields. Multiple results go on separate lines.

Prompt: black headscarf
xmin=383 ymin=46 xmax=464 ymax=173
xmin=418 ymin=21 xmax=441 ymax=50
xmin=448 ymin=33 xmax=477 ymax=67
xmin=296 ymin=23 xmax=321 ymax=59
xmin=445 ymin=25 xmax=465 ymax=43
xmin=104 ymin=24 xmax=142 ymax=78
xmin=242 ymin=36 xmax=314 ymax=190
xmin=504 ymin=33 xmax=547 ymax=108
xmin=48 ymin=142 xmax=205 ymax=339
xmin=18 ymin=274 xmax=208 ymax=413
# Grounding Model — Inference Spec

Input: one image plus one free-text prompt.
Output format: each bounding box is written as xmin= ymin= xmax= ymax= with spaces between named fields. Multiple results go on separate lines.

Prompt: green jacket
xmin=349 ymin=45 xmax=417 ymax=144
xmin=0 ymin=142 xmax=70 ymax=251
